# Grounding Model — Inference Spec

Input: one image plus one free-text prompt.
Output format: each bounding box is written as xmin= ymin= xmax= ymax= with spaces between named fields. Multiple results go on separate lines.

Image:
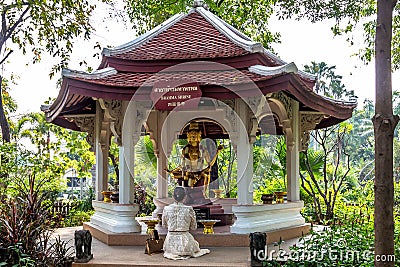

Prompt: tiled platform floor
xmin=54 ymin=224 xmax=310 ymax=267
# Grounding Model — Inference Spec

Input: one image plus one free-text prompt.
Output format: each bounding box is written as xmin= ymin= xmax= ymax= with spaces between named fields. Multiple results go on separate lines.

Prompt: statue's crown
xmin=188 ymin=122 xmax=200 ymax=132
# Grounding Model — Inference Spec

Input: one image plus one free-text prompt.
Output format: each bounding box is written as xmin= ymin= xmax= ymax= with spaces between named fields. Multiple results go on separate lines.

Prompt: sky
xmin=5 ymin=5 xmax=400 ymax=115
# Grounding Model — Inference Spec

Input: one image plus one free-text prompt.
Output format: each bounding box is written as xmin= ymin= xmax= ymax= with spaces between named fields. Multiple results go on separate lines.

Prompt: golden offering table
xmin=197 ymin=219 xmax=220 ymax=234
xmin=141 ymin=219 xmax=159 ymax=234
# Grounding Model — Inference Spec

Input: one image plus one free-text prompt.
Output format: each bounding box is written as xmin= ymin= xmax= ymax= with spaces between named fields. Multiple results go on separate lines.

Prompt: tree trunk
xmin=0 ymin=75 xmax=10 ymax=143
xmin=109 ymin=152 xmax=119 ymax=189
xmin=373 ymin=1 xmax=398 ymax=266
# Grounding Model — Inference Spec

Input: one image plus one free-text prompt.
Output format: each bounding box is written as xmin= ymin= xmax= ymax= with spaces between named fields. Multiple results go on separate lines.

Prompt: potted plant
xmin=110 ymin=192 xmax=119 ymax=203
xmin=257 ymin=185 xmax=274 ymax=204
xmin=274 ymin=191 xmax=287 ymax=204
xmin=101 ymin=190 xmax=112 ymax=202
xmin=261 ymin=193 xmax=274 ymax=204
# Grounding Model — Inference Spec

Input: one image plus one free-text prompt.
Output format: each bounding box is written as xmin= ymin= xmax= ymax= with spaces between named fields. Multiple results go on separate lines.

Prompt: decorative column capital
xmin=270 ymin=92 xmax=293 ymax=120
xmin=299 ymin=112 xmax=326 ymax=151
xmin=74 ymin=116 xmax=95 ymax=151
xmin=99 ymin=99 xmax=123 ymax=146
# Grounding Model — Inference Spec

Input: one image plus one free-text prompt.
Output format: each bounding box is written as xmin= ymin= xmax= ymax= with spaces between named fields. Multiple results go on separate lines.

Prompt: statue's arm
xmin=208 ymin=145 xmax=224 ymax=166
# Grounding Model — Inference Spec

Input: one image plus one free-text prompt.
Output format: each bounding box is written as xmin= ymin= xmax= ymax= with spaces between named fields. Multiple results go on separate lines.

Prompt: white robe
xmin=162 ymin=202 xmax=210 ymax=260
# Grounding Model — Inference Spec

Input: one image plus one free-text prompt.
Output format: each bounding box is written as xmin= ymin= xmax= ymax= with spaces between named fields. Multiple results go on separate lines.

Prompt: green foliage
xmin=300 ymin=122 xmax=353 ymax=223
xmin=0 ymin=174 xmax=73 ymax=265
xmin=47 ymin=236 xmax=74 ymax=266
xmin=216 ymin=139 xmax=237 ymax=198
xmin=0 ymin=78 xmax=17 ymax=117
xmin=264 ymin=204 xmax=400 ymax=266
xmin=63 ymin=210 xmax=94 ymax=227
xmin=136 ymin=135 xmax=157 ymax=169
xmin=254 ymin=178 xmax=287 ymax=204
xmin=134 ymin=183 xmax=156 ymax=216
xmin=0 ymin=0 xmax=102 ymax=76
xmin=276 ymin=1 xmax=400 ymax=70
xmin=1 ymin=112 xmax=94 ymax=200
xmin=124 ymin=0 xmax=280 ymax=49
xmin=304 ymin=62 xmax=355 ymax=99
xmin=296 ymin=62 xmax=357 ymax=223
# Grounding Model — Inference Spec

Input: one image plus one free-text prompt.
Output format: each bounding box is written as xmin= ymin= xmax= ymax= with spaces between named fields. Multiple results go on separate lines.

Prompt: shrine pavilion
xmin=42 ymin=1 xmax=356 ymax=244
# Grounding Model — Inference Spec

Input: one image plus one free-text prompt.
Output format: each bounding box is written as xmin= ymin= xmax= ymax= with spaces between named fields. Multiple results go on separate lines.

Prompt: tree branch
xmin=3 ymin=6 xmax=31 ymax=42
xmin=0 ymin=49 xmax=13 ymax=65
xmin=304 ymin=151 xmax=326 ymax=198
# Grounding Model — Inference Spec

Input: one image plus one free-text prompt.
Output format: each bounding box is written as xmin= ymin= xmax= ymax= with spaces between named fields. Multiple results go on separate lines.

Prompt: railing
xmin=53 ymin=201 xmax=76 ymax=217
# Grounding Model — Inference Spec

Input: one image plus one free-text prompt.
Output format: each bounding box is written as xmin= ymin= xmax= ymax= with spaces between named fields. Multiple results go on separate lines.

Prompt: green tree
xmin=304 ymin=62 xmax=355 ymax=99
xmin=299 ymin=62 xmax=354 ymax=222
xmin=0 ymin=0 xmax=101 ymax=143
xmin=1 ymin=111 xmax=95 ymax=196
xmin=123 ymin=0 xmax=280 ymax=49
xmin=276 ymin=2 xmax=399 ymax=265
xmin=300 ymin=124 xmax=352 ymax=223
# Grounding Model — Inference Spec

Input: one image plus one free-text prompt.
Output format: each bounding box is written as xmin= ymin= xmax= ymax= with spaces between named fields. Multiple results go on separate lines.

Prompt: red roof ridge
xmin=102 ymin=6 xmax=263 ymax=58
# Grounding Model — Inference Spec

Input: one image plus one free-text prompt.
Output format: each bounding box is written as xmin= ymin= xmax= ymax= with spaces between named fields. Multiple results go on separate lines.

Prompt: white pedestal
xmin=90 ymin=201 xmax=142 ymax=233
xmin=230 ymin=201 xmax=305 ymax=234
xmin=152 ymin=197 xmax=174 ymax=216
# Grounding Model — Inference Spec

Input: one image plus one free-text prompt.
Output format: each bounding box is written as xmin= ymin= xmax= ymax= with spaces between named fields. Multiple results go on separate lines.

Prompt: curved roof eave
xmin=44 ymin=67 xmax=118 ymax=122
xmin=288 ymin=75 xmax=357 ymax=120
xmin=249 ymin=64 xmax=356 ymax=120
xmin=43 ymin=82 xmax=70 ymax=122
xmin=195 ymin=7 xmax=263 ymax=53
xmin=262 ymin=48 xmax=317 ymax=82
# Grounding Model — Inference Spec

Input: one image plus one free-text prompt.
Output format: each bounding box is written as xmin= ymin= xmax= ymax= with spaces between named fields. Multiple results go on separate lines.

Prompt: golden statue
xmin=166 ymin=122 xmax=222 ymax=201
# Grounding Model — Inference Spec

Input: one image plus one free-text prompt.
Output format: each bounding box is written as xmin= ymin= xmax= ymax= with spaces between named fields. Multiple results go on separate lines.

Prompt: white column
xmin=156 ymin=153 xmax=168 ymax=198
xmin=156 ymin=110 xmax=168 ymax=199
xmin=235 ymin=99 xmax=253 ymax=205
xmin=90 ymin=101 xmax=142 ymax=233
xmin=236 ymin=137 xmax=254 ymax=204
xmin=287 ymin=100 xmax=300 ymax=201
xmin=119 ymin=145 xmax=135 ymax=204
xmin=95 ymin=103 xmax=108 ymax=201
xmin=119 ymin=102 xmax=137 ymax=205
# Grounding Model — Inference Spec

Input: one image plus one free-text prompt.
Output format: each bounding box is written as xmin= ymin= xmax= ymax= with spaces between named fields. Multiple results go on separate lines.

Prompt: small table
xmin=197 ymin=219 xmax=220 ymax=234
xmin=141 ymin=219 xmax=160 ymax=234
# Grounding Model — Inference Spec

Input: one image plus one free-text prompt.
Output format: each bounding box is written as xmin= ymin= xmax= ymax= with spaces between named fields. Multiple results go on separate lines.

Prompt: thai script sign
xmin=151 ymin=80 xmax=201 ymax=111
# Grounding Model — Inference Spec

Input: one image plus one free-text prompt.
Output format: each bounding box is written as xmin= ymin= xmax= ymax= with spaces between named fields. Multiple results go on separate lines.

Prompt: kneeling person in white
xmin=162 ymin=187 xmax=210 ymax=260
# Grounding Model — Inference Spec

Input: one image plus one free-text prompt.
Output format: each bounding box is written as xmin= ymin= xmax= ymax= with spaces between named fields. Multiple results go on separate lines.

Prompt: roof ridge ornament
xmin=62 ymin=67 xmax=117 ymax=80
xmin=248 ymin=63 xmax=298 ymax=76
xmin=262 ymin=48 xmax=317 ymax=81
xmin=193 ymin=0 xmax=208 ymax=10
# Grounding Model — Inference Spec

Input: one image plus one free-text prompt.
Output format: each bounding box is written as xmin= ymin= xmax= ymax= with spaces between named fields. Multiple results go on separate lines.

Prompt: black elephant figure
xmin=74 ymin=230 xmax=93 ymax=263
xmin=249 ymin=232 xmax=267 ymax=267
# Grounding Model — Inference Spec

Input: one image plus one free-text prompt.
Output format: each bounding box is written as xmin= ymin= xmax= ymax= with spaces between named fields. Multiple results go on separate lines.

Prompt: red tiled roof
xmin=70 ymin=69 xmax=274 ymax=88
xmin=44 ymin=6 xmax=356 ymax=133
xmin=111 ymin=12 xmax=249 ymax=60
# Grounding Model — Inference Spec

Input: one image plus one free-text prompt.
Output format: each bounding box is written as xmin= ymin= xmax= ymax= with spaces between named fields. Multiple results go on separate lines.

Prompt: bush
xmin=0 ymin=175 xmax=74 ymax=265
xmin=262 ymin=205 xmax=400 ymax=266
xmin=62 ymin=210 xmax=94 ymax=227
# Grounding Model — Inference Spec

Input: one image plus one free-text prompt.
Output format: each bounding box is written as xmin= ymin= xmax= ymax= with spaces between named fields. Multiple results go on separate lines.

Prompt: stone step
xmin=71 ymin=242 xmax=250 ymax=267
xmin=83 ymin=222 xmax=310 ymax=247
